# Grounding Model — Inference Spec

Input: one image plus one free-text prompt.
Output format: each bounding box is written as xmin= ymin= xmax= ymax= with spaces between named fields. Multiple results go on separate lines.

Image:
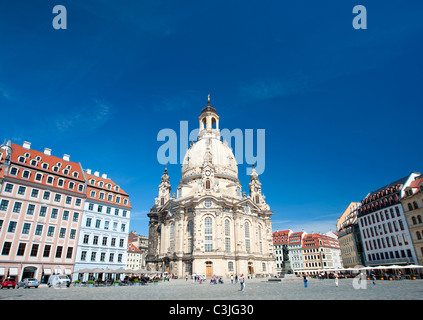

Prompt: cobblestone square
xmin=1 ymin=278 xmax=422 ymax=300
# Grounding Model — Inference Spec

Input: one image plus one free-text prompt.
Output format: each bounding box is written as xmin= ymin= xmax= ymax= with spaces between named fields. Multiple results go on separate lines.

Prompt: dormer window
xmin=42 ymin=163 xmax=49 ymax=170
xmin=18 ymin=156 xmax=26 ymax=163
xmin=35 ymin=156 xmax=41 ymax=161
xmin=24 ymin=152 xmax=30 ymax=158
xmin=30 ymin=160 xmax=37 ymax=166
xmin=56 ymin=162 xmax=62 ymax=167
xmin=90 ymin=179 xmax=95 ymax=185
xmin=66 ymin=165 xmax=71 ymax=170
xmin=72 ymin=171 xmax=79 ymax=178
xmin=98 ymin=181 xmax=104 ymax=187
xmin=107 ymin=184 xmax=112 ymax=190
xmin=53 ymin=166 xmax=59 ymax=172
xmin=63 ymin=169 xmax=69 ymax=175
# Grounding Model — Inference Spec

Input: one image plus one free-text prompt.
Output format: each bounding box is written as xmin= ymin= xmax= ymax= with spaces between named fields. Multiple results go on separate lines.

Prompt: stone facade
xmin=146 ymin=99 xmax=276 ymax=278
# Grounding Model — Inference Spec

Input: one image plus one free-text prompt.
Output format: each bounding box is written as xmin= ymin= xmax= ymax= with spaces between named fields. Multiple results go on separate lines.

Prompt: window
xmin=205 ymin=236 xmax=213 ymax=252
xmin=30 ymin=244 xmax=39 ymax=257
xmin=57 ymin=179 xmax=64 ymax=187
xmin=4 ymin=183 xmax=13 ymax=192
xmin=204 ymin=200 xmax=212 ymax=208
xmin=51 ymin=208 xmax=58 ymax=219
xmin=55 ymin=246 xmax=63 ymax=258
xmin=54 ymin=194 xmax=61 ymax=202
xmin=70 ymin=229 xmax=76 ymax=239
xmin=245 ymin=221 xmax=251 ymax=253
xmin=13 ymin=202 xmax=22 ymax=213
xmin=22 ymin=223 xmax=31 ymax=234
xmin=170 ymin=222 xmax=175 ymax=251
xmin=1 ymin=242 xmax=12 ymax=255
xmin=10 ymin=167 xmax=18 ymax=175
xmin=22 ymin=170 xmax=30 ymax=179
xmin=187 ymin=220 xmax=193 ymax=253
xmin=59 ymin=228 xmax=66 ymax=238
xmin=63 ymin=210 xmax=69 ymax=220
xmin=66 ymin=196 xmax=72 ymax=204
xmin=83 ymin=235 xmax=89 ymax=244
xmin=39 ymin=206 xmax=47 ymax=217
xmin=66 ymin=247 xmax=73 ymax=259
xmin=35 ymin=225 xmax=43 ymax=236
xmin=86 ymin=218 xmax=92 ymax=227
xmin=225 ymin=219 xmax=231 ymax=253
xmin=43 ymin=191 xmax=50 ymax=200
xmin=18 ymin=186 xmax=26 ymax=195
xmin=43 ymin=245 xmax=51 ymax=257
xmin=31 ymin=189 xmax=39 ymax=198
xmin=35 ymin=173 xmax=42 ymax=182
xmin=0 ymin=199 xmax=9 ymax=211
xmin=95 ymin=219 xmax=101 ymax=228
xmin=72 ymin=212 xmax=79 ymax=222
xmin=47 ymin=226 xmax=55 ymax=237
xmin=17 ymin=243 xmax=26 ymax=256
xmin=26 ymin=204 xmax=35 ymax=215
xmin=205 ymin=217 xmax=212 ymax=234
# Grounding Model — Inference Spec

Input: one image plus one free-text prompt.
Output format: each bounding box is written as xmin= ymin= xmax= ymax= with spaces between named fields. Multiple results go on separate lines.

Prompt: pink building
xmin=0 ymin=141 xmax=86 ymax=283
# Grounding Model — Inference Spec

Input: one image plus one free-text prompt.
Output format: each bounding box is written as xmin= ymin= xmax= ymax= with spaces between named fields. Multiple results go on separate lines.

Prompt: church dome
xmin=181 ymin=97 xmax=238 ymax=180
xmin=181 ymin=137 xmax=238 ymax=179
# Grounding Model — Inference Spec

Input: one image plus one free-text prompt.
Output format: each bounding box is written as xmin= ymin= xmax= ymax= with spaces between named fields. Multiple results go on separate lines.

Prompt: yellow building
xmin=337 ymin=202 xmax=364 ymax=268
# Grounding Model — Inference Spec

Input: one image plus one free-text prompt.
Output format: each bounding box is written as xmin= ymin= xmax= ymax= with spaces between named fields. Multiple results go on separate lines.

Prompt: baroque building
xmin=146 ymin=98 xmax=276 ymax=278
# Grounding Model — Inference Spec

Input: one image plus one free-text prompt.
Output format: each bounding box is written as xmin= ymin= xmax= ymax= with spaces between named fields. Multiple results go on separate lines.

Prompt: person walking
xmin=230 ymin=274 xmax=234 ymax=284
xmin=370 ymin=270 xmax=376 ymax=285
xmin=239 ymin=274 xmax=245 ymax=291
xmin=334 ymin=273 xmax=339 ymax=287
xmin=303 ymin=275 xmax=308 ymax=288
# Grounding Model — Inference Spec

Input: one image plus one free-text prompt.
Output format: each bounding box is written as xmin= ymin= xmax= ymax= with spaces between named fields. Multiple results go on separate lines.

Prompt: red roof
xmin=7 ymin=142 xmax=85 ymax=196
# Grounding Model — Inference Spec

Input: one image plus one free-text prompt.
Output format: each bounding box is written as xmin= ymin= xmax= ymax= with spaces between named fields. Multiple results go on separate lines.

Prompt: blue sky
xmin=1 ymin=1 xmax=423 ymax=236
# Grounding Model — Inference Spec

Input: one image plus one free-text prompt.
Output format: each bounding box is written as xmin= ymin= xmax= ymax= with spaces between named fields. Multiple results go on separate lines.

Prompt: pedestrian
xmin=230 ymin=274 xmax=234 ymax=284
xmin=303 ymin=275 xmax=308 ymax=288
xmin=370 ymin=271 xmax=376 ymax=285
xmin=240 ymin=274 xmax=245 ymax=291
xmin=334 ymin=273 xmax=339 ymax=287
xmin=235 ymin=274 xmax=238 ymax=284
xmin=185 ymin=275 xmax=188 ymax=282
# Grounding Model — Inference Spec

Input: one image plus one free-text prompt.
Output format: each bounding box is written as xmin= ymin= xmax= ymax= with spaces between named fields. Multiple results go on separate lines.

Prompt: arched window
xmin=225 ymin=219 xmax=231 ymax=253
xmin=413 ymin=201 xmax=419 ymax=210
xmin=245 ymin=221 xmax=251 ymax=253
xmin=169 ymin=222 xmax=175 ymax=251
xmin=412 ymin=216 xmax=417 ymax=225
xmin=258 ymin=225 xmax=263 ymax=254
xmin=418 ymin=215 xmax=422 ymax=224
xmin=187 ymin=220 xmax=193 ymax=253
xmin=205 ymin=217 xmax=212 ymax=234
xmin=417 ymin=231 xmax=422 ymax=240
xmin=205 ymin=180 xmax=211 ymax=190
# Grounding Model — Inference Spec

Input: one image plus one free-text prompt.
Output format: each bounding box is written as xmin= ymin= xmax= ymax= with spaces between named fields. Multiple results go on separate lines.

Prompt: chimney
xmin=101 ymin=173 xmax=108 ymax=179
xmin=44 ymin=148 xmax=51 ymax=156
xmin=23 ymin=141 xmax=31 ymax=150
xmin=86 ymin=169 xmax=92 ymax=175
xmin=63 ymin=154 xmax=70 ymax=161
xmin=94 ymin=171 xmax=100 ymax=177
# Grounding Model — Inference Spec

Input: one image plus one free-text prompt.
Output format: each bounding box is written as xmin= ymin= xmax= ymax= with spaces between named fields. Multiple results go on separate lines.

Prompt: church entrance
xmin=248 ymin=262 xmax=254 ymax=275
xmin=205 ymin=261 xmax=213 ymax=277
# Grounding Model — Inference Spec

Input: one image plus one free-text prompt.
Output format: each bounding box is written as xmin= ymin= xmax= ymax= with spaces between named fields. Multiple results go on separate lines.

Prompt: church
xmin=145 ymin=97 xmax=276 ymax=278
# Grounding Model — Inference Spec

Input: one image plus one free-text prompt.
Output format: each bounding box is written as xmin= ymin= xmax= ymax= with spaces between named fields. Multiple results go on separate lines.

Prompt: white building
xmin=72 ymin=170 xmax=132 ymax=281
xmin=357 ymin=173 xmax=419 ymax=266
xmin=288 ymin=231 xmax=307 ymax=273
